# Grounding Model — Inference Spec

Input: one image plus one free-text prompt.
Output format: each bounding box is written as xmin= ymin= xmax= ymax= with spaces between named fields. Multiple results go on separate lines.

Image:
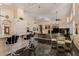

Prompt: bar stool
xmin=65 ymin=40 xmax=72 ymax=52
xmin=57 ymin=41 xmax=65 ymax=52
xmin=23 ymin=33 xmax=32 ymax=51
xmin=6 ymin=35 xmax=19 ymax=44
xmin=6 ymin=35 xmax=19 ymax=56
xmin=24 ymin=32 xmax=37 ymax=56
xmin=51 ymin=38 xmax=57 ymax=49
xmin=6 ymin=37 xmax=12 ymax=44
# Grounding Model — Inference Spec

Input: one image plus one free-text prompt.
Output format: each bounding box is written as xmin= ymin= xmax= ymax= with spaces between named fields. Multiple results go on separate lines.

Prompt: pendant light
xmin=56 ymin=11 xmax=60 ymax=21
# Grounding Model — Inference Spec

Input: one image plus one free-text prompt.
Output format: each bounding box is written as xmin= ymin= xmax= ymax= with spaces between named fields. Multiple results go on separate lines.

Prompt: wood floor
xmin=0 ymin=35 xmax=79 ymax=56
xmin=7 ymin=42 xmax=79 ymax=56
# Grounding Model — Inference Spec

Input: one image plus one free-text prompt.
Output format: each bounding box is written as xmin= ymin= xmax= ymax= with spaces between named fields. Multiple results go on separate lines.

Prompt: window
xmin=4 ymin=26 xmax=9 ymax=34
xmin=45 ymin=25 xmax=47 ymax=29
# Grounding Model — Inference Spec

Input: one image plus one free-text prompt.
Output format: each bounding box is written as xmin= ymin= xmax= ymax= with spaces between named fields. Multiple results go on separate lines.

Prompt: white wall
xmin=0 ymin=7 xmax=15 ymax=35
xmin=14 ymin=8 xmax=27 ymax=35
xmin=14 ymin=20 xmax=27 ymax=35
xmin=13 ymin=8 xmax=39 ymax=35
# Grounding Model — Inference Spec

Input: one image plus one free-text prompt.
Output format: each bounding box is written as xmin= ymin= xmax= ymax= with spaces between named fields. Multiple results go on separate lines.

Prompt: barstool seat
xmin=6 ymin=35 xmax=19 ymax=44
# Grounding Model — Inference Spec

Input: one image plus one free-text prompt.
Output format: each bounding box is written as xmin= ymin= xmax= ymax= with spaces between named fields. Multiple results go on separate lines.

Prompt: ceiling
xmin=0 ymin=3 xmax=73 ymax=20
xmin=24 ymin=3 xmax=72 ymax=19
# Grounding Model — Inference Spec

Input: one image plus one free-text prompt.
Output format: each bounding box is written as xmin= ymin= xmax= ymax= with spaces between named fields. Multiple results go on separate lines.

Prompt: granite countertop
xmin=57 ymin=40 xmax=65 ymax=44
xmin=0 ymin=35 xmax=12 ymax=38
xmin=65 ymin=40 xmax=72 ymax=43
xmin=51 ymin=38 xmax=56 ymax=41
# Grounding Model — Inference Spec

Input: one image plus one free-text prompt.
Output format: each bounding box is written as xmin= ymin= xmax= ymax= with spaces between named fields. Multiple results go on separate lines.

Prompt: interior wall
xmin=0 ymin=7 xmax=16 ymax=35
xmin=14 ymin=8 xmax=39 ymax=35
xmin=74 ymin=4 xmax=79 ymax=35
xmin=14 ymin=8 xmax=26 ymax=35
